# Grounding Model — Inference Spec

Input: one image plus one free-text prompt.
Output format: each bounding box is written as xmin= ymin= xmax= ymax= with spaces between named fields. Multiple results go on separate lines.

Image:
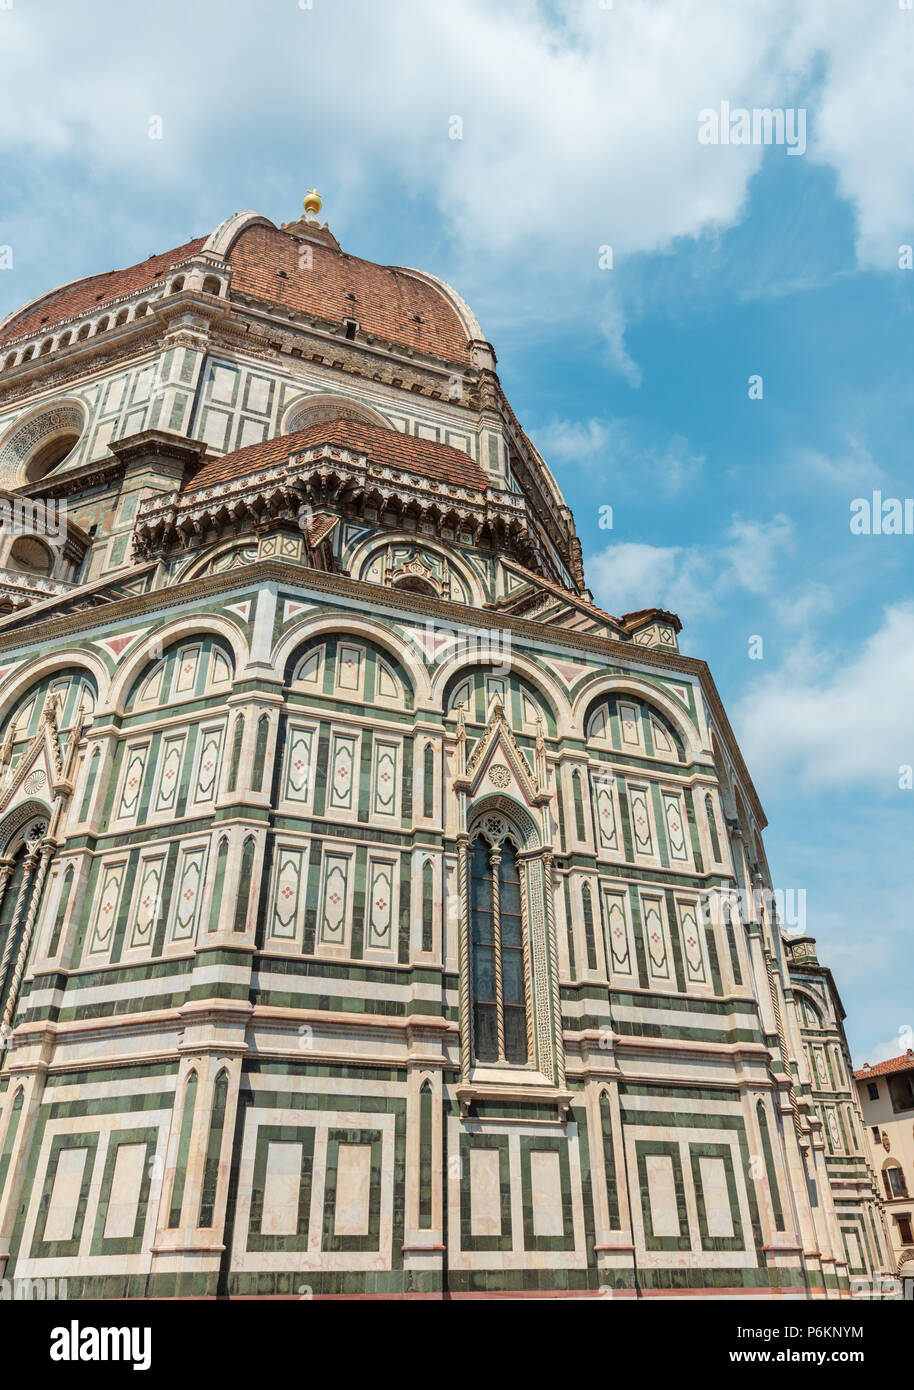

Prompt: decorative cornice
xmin=132 ymin=440 xmax=535 ymax=564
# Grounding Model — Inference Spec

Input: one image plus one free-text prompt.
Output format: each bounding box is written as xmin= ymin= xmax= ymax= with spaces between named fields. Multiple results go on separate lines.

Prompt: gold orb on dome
xmin=303 ymin=189 xmax=322 ymax=216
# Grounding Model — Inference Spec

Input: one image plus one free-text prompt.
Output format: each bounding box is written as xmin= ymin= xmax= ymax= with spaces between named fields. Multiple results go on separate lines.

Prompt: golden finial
xmin=303 ymin=189 xmax=322 ymax=217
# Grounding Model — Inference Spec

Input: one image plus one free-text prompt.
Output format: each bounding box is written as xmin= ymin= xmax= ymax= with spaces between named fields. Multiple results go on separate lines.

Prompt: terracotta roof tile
xmin=186 ymin=418 xmax=488 ymax=493
xmin=854 ymin=1051 xmax=914 ymax=1080
xmin=228 ymin=224 xmax=472 ymax=366
xmin=0 ymin=237 xmax=207 ymax=346
xmin=307 ymin=512 xmax=339 ymax=547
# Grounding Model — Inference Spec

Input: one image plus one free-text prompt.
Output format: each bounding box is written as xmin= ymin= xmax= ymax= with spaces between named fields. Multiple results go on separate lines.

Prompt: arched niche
xmin=0 ymin=400 xmax=87 ymax=488
xmin=124 ymin=635 xmax=235 ymax=713
xmin=282 ymin=395 xmax=392 ymax=435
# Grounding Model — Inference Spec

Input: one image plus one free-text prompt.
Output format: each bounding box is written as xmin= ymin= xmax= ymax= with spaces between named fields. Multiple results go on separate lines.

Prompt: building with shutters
xmin=0 ymin=193 xmax=889 ymax=1298
xmin=854 ymin=1051 xmax=914 ymax=1296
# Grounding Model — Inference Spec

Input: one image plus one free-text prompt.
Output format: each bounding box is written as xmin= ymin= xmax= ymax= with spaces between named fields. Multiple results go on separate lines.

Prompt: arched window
xmin=167 ymin=1069 xmax=198 ymax=1228
xmin=470 ymin=826 xmax=528 ymax=1065
xmin=757 ymin=1099 xmax=785 ymax=1231
xmin=423 ymin=742 xmax=435 ymax=819
xmin=202 ymin=277 xmax=221 ymax=297
xmin=79 ymin=746 xmax=101 ymax=821
xmin=571 ymin=768 xmax=586 ymax=842
xmin=421 ymin=859 xmax=434 ymax=953
xmin=228 ymin=716 xmax=244 ymax=792
xmin=705 ymin=793 xmax=722 ymax=862
xmin=0 ymin=1086 xmax=24 ymax=1192
xmin=199 ymin=1069 xmax=228 ymax=1227
xmin=599 ymin=1091 xmax=620 ymax=1228
xmin=252 ymin=714 xmax=270 ymax=792
xmin=233 ymin=838 xmax=256 ymax=933
xmin=208 ymin=838 xmax=228 ymax=932
xmin=48 ymin=865 xmax=74 ymax=957
xmin=418 ymin=1080 xmax=433 ymax=1230
xmin=581 ymin=882 xmax=598 ymax=972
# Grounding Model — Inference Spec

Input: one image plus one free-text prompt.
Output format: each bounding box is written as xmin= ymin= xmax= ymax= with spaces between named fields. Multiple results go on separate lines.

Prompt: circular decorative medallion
xmin=24 ymin=769 xmax=47 ymax=795
xmin=489 ymin=763 xmax=511 ymax=789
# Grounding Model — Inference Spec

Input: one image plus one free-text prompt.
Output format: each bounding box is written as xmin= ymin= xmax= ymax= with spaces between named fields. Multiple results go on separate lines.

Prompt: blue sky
xmin=1 ymin=0 xmax=911 ymax=1062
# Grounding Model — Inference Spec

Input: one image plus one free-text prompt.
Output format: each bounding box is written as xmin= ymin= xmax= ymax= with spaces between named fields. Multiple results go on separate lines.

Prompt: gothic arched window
xmin=470 ymin=824 xmax=528 ymax=1065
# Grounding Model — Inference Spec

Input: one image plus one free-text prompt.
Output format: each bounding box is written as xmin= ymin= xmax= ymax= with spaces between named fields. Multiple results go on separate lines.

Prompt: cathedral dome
xmin=224 ymin=221 xmax=477 ymax=366
xmin=0 ymin=209 xmax=483 ymax=371
xmin=0 ymin=237 xmax=207 ymax=347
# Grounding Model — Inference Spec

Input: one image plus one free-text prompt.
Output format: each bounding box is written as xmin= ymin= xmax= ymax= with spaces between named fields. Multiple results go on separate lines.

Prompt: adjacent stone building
xmin=855 ymin=1050 xmax=914 ymax=1296
xmin=0 ymin=195 xmax=889 ymax=1298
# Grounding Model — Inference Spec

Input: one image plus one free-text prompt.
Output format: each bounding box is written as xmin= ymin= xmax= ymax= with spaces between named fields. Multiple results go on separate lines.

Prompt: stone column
xmin=0 ymin=850 xmax=39 ymax=1007
xmin=1 ymin=842 xmax=53 ymax=1031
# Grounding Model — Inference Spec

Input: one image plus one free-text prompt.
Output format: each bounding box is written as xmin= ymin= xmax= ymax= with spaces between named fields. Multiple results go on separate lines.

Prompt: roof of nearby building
xmin=854 ymin=1050 xmax=914 ymax=1080
xmin=186 ymin=417 xmax=490 ymax=493
xmin=0 ymin=237 xmax=207 ymax=346
xmin=227 ymin=223 xmax=474 ymax=366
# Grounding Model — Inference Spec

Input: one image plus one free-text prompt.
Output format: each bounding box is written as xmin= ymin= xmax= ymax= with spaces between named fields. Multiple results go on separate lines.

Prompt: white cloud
xmin=585 ymin=512 xmax=793 ymax=620
xmin=734 ymin=601 xmax=914 ymax=792
xmin=0 ymin=0 xmax=910 ymax=341
xmin=863 ymin=1026 xmax=914 ymax=1069
xmin=585 ymin=540 xmax=715 ymax=619
xmin=793 ymin=436 xmax=886 ymax=492
xmin=533 ymin=416 xmax=704 ymax=498
xmin=720 ymin=513 xmax=794 ymax=595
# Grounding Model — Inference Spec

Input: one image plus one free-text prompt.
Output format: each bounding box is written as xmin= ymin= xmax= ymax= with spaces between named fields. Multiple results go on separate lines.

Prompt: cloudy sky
xmin=1 ymin=0 xmax=911 ymax=1062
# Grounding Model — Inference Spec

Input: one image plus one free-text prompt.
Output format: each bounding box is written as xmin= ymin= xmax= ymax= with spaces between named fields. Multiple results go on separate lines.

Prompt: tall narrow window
xmin=599 ymin=1091 xmax=620 ymax=1228
xmin=469 ymin=831 xmax=528 ymax=1065
xmin=252 ymin=715 xmax=269 ymax=792
xmin=757 ymin=1099 xmax=785 ymax=1231
xmin=423 ymin=743 xmax=435 ymax=819
xmin=79 ymin=746 xmax=100 ymax=821
xmin=168 ymin=1070 xmax=198 ymax=1228
xmin=228 ymin=717 xmax=244 ymax=793
xmin=705 ymin=793 xmax=722 ymax=862
xmin=199 ymin=1070 xmax=228 ymax=1227
xmin=572 ymin=769 xmax=586 ymax=842
xmin=48 ymin=866 xmax=74 ymax=957
xmin=418 ymin=1080 xmax=433 ymax=1230
xmin=233 ymin=838 xmax=256 ymax=933
xmin=421 ymin=860 xmax=434 ymax=953
xmin=581 ymin=883 xmax=598 ymax=972
xmin=724 ymin=906 xmax=743 ymax=986
xmin=209 ymin=839 xmax=228 ymax=932
xmin=470 ymin=838 xmax=497 ymax=1062
xmin=0 ymin=1086 xmax=23 ymax=1193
